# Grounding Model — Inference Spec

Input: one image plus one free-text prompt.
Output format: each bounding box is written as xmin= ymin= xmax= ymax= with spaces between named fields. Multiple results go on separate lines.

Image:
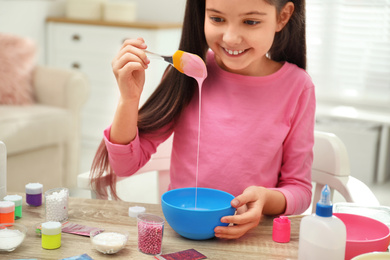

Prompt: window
xmin=306 ymin=0 xmax=390 ymax=108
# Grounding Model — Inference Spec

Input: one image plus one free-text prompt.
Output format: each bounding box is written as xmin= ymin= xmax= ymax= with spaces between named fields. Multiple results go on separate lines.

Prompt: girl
xmin=91 ymin=0 xmax=315 ymax=239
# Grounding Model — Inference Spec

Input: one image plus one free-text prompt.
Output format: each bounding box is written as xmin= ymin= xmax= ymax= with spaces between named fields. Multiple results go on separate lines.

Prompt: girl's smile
xmin=223 ymin=48 xmax=246 ymax=56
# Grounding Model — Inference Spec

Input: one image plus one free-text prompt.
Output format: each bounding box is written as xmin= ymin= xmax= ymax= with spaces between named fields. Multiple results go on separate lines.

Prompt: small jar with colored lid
xmin=0 ymin=201 xmax=15 ymax=224
xmin=3 ymin=195 xmax=22 ymax=219
xmin=25 ymin=183 xmax=43 ymax=207
xmin=41 ymin=221 xmax=62 ymax=249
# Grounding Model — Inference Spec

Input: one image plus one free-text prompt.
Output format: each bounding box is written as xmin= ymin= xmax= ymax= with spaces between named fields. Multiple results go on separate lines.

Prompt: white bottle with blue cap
xmin=298 ymin=185 xmax=347 ymax=260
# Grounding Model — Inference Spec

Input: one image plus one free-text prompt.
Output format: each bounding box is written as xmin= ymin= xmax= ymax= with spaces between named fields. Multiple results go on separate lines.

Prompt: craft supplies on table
xmin=3 ymin=194 xmax=22 ymax=219
xmin=334 ymin=202 xmax=390 ymax=228
xmin=90 ymin=229 xmax=129 ymax=254
xmin=155 ymin=249 xmax=207 ymax=260
xmin=41 ymin=221 xmax=62 ymax=249
xmin=62 ymin=222 xmax=103 ymax=237
xmin=137 ymin=213 xmax=164 ymax=255
xmin=0 ymin=228 xmax=25 ymax=251
xmin=45 ymin=187 xmax=69 ymax=222
xmin=0 ymin=193 xmax=303 ymax=259
xmin=334 ymin=213 xmax=390 ymax=260
xmin=128 ymin=206 xmax=146 ymax=218
xmin=0 ymin=223 xmax=27 ymax=252
xmin=0 ymin=201 xmax=15 ymax=224
xmin=25 ymin=183 xmax=43 ymax=207
xmin=272 ymin=216 xmax=291 ymax=243
xmin=298 ymin=185 xmax=346 ymax=260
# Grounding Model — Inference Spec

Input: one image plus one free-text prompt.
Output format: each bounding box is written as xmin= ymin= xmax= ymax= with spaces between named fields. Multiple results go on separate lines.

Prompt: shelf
xmin=46 ymin=17 xmax=182 ymax=30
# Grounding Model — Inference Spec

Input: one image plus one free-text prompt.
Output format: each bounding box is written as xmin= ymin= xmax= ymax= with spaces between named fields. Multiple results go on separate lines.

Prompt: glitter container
xmin=41 ymin=221 xmax=62 ymax=249
xmin=0 ymin=201 xmax=15 ymax=224
xmin=3 ymin=195 xmax=22 ymax=219
xmin=45 ymin=187 xmax=69 ymax=222
xmin=25 ymin=183 xmax=43 ymax=207
xmin=137 ymin=213 xmax=164 ymax=255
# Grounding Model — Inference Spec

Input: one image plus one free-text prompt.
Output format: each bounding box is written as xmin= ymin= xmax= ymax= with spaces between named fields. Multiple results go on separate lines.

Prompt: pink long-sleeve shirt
xmin=104 ymin=51 xmax=316 ymax=215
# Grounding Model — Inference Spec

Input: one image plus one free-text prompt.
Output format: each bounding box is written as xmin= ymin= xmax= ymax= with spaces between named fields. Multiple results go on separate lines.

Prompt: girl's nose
xmin=222 ymin=25 xmax=242 ymax=46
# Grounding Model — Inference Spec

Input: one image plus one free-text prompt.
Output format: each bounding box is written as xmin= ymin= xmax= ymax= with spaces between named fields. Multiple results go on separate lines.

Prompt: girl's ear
xmin=276 ymin=2 xmax=294 ymax=32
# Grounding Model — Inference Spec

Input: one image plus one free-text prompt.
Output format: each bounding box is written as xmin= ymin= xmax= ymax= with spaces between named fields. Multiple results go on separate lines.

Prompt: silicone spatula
xmin=145 ymin=50 xmax=207 ymax=80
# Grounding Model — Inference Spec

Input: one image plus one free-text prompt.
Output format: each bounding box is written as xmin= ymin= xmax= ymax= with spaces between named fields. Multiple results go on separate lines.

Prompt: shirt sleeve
xmin=273 ymin=83 xmax=316 ymax=215
xmin=103 ymin=125 xmax=172 ymax=177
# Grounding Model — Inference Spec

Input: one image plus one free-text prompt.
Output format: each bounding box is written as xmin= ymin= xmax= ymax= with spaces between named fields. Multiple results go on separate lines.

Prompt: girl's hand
xmin=111 ymin=37 xmax=150 ymax=102
xmin=214 ymin=186 xmax=286 ymax=239
xmin=213 ymin=186 xmax=268 ymax=239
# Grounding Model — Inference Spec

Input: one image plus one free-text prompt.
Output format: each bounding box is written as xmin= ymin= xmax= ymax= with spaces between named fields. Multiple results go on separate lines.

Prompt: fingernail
xmin=231 ymin=199 xmax=239 ymax=207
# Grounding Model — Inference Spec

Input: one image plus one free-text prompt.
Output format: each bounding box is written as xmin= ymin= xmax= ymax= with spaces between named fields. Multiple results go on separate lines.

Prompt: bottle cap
xmin=316 ymin=185 xmax=333 ymax=217
xmin=128 ymin=206 xmax=146 ymax=217
xmin=25 ymin=183 xmax=43 ymax=194
xmin=3 ymin=195 xmax=23 ymax=206
xmin=272 ymin=216 xmax=291 ymax=243
xmin=41 ymin=221 xmax=62 ymax=235
xmin=0 ymin=201 xmax=15 ymax=213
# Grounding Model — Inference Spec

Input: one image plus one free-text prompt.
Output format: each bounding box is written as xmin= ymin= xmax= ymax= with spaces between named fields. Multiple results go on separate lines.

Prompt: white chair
xmin=77 ymin=131 xmax=380 ymax=211
xmin=77 ymin=136 xmax=172 ymax=202
xmin=310 ymin=131 xmax=379 ymax=212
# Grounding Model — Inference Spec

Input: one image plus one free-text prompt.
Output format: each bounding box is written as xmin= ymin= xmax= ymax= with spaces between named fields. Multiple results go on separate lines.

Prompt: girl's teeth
xmin=225 ymin=49 xmax=244 ymax=55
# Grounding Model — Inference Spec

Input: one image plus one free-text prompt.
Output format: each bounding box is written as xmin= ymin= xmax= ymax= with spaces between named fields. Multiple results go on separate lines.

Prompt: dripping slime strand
xmin=173 ymin=51 xmax=208 ymax=209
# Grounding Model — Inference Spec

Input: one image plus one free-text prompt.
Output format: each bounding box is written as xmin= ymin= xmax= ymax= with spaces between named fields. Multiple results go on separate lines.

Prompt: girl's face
xmin=204 ymin=0 xmax=291 ymax=76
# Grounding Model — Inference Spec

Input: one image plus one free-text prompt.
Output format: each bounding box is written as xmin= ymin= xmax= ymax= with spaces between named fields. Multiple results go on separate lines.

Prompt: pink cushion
xmin=0 ymin=33 xmax=36 ymax=105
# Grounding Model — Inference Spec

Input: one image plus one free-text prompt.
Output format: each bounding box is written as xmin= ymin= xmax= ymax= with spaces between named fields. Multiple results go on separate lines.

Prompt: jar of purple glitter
xmin=25 ymin=183 xmax=43 ymax=207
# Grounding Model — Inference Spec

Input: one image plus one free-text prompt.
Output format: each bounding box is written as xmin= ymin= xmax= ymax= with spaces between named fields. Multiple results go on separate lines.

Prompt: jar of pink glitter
xmin=137 ymin=213 xmax=164 ymax=255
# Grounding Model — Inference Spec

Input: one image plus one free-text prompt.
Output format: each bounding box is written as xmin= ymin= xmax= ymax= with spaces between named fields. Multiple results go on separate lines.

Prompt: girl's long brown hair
xmin=90 ymin=0 xmax=306 ymax=199
xmin=268 ymin=0 xmax=306 ymax=70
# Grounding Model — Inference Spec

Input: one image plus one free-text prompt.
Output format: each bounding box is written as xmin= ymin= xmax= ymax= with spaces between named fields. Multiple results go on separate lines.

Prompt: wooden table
xmin=2 ymin=194 xmax=302 ymax=259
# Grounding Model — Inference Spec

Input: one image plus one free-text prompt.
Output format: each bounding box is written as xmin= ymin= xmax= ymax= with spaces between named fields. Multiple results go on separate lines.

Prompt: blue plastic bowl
xmin=161 ymin=187 xmax=235 ymax=240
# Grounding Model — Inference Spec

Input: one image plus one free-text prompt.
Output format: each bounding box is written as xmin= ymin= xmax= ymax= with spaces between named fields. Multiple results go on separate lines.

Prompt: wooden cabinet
xmin=46 ymin=18 xmax=182 ymax=149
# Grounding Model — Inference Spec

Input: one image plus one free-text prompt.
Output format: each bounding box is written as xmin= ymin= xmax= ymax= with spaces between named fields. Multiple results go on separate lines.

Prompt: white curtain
xmin=306 ymin=0 xmax=390 ymax=107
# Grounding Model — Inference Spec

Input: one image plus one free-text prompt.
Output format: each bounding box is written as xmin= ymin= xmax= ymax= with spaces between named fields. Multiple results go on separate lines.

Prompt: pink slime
xmin=180 ymin=52 xmax=207 ymax=209
xmin=180 ymin=52 xmax=208 ymax=86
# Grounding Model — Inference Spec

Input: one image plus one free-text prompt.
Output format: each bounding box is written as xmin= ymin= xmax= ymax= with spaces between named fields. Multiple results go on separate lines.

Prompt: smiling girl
xmin=91 ymin=0 xmax=315 ymax=239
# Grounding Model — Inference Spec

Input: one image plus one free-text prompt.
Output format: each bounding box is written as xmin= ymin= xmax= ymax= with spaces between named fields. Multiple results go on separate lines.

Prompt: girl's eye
xmin=210 ymin=16 xmax=225 ymax=23
xmin=244 ymin=20 xmax=260 ymax=25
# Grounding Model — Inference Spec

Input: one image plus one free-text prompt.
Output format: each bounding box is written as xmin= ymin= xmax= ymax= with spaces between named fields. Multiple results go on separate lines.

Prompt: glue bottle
xmin=298 ymin=185 xmax=346 ymax=260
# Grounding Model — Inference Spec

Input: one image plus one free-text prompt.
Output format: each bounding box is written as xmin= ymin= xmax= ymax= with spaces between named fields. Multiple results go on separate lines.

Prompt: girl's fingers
xmin=114 ymin=51 xmax=147 ymax=74
xmin=214 ymin=222 xmax=256 ymax=239
xmin=120 ymin=38 xmax=149 ymax=62
xmin=120 ymin=37 xmax=146 ymax=51
xmin=221 ymin=209 xmax=259 ymax=225
xmin=114 ymin=49 xmax=149 ymax=74
xmin=118 ymin=61 xmax=144 ymax=78
xmin=231 ymin=187 xmax=260 ymax=208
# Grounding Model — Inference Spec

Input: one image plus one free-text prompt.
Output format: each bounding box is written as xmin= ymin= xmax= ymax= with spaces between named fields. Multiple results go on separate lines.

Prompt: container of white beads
xmin=45 ymin=188 xmax=69 ymax=222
